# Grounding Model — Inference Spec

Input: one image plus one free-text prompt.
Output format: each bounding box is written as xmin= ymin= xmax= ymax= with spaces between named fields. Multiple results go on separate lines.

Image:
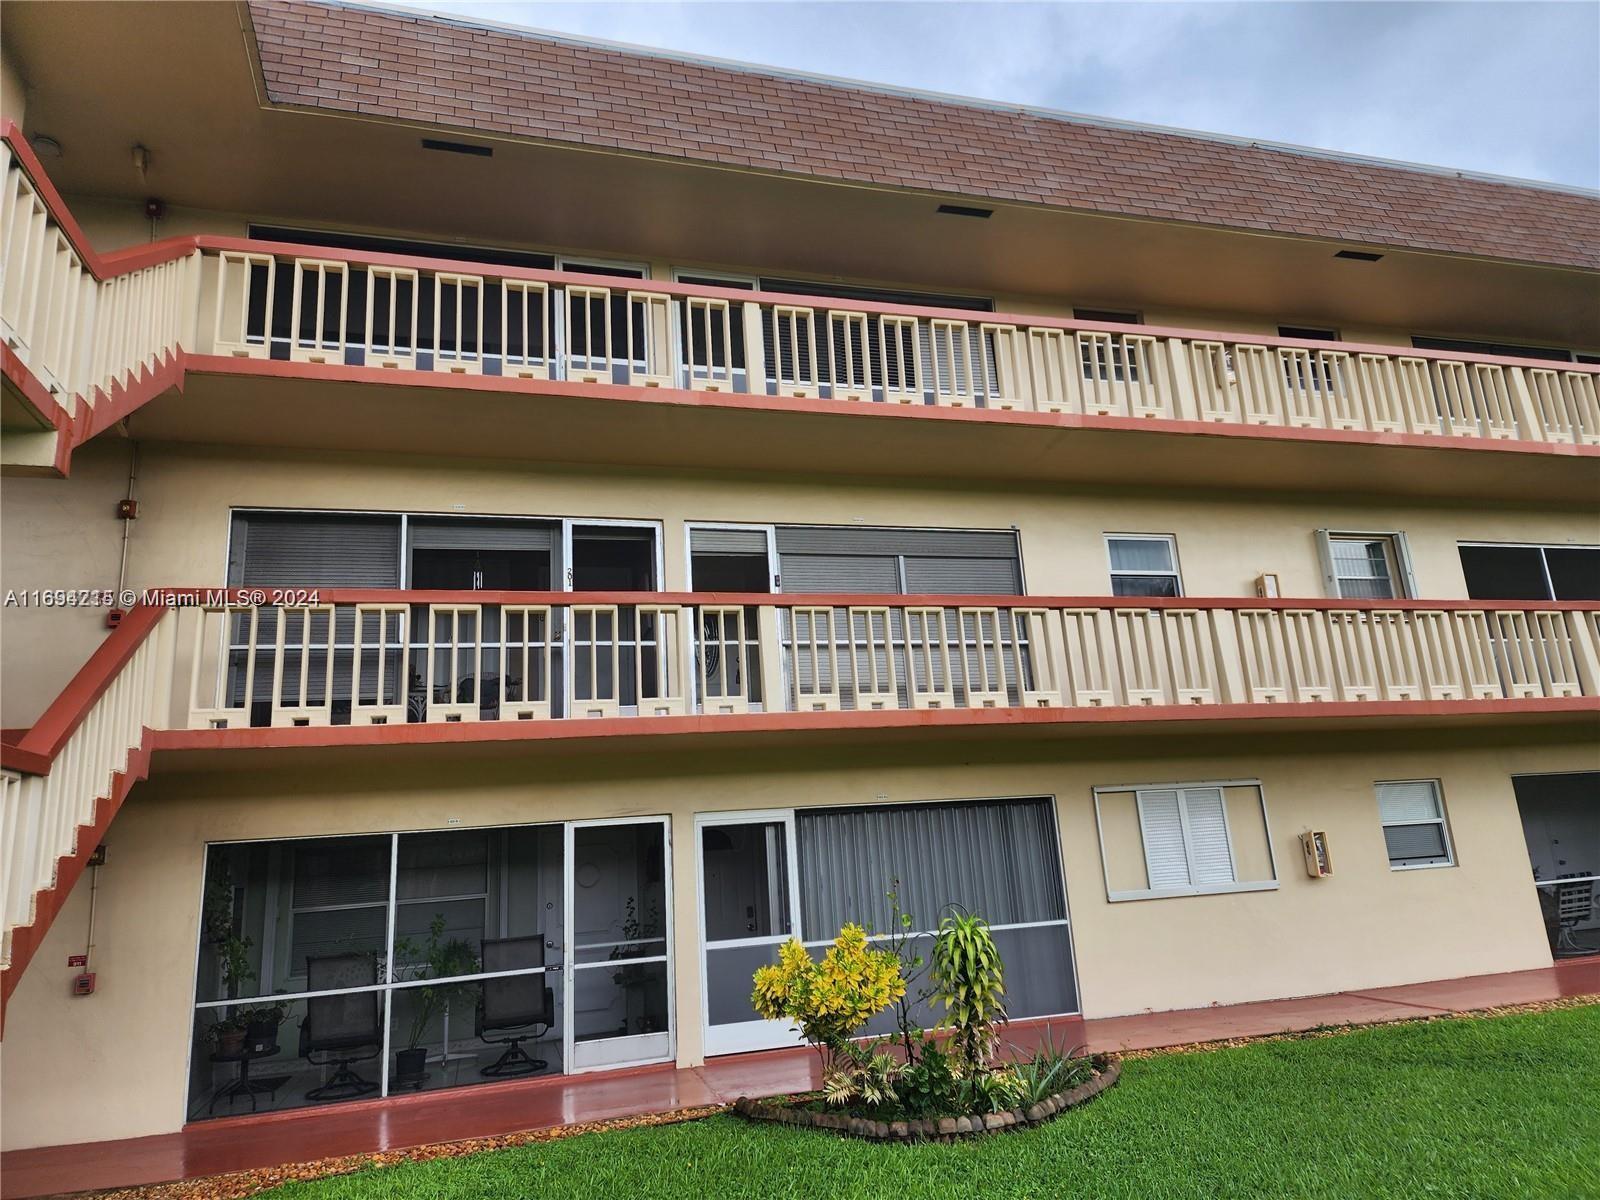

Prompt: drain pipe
xmin=110 ymin=443 xmax=140 ymax=627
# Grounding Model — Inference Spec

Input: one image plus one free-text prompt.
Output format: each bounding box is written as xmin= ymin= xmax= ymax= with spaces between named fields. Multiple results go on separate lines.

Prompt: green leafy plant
xmin=821 ymin=1039 xmax=904 ymax=1108
xmin=217 ymin=933 xmax=257 ymax=997
xmin=752 ymin=924 xmax=906 ymax=1073
xmin=959 ymin=1066 xmax=1028 ymax=1114
xmin=930 ymin=907 xmax=1007 ymax=1076
xmin=882 ymin=882 xmax=934 ymax=1065
xmin=898 ymin=1035 xmax=960 ymax=1116
xmin=392 ymin=914 xmax=479 ymax=1050
xmin=1008 ymin=1026 xmax=1093 ymax=1104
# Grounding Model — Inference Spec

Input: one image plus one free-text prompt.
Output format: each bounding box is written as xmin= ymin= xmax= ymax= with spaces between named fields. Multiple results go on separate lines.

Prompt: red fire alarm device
xmin=117 ymin=498 xmax=138 ymax=519
xmin=106 ymin=608 xmax=125 ymax=629
xmin=72 ymin=972 xmax=97 ymax=996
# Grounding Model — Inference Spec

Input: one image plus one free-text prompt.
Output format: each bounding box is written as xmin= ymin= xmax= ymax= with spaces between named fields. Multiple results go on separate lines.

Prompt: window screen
xmin=1107 ymin=535 xmax=1182 ymax=597
xmin=775 ymin=526 xmax=1021 ymax=594
xmin=228 ymin=512 xmax=402 ymax=586
xmin=796 ymin=799 xmax=1076 ymax=1021
xmin=1459 ymin=544 xmax=1600 ymax=601
xmin=1376 ymin=781 xmax=1453 ymax=868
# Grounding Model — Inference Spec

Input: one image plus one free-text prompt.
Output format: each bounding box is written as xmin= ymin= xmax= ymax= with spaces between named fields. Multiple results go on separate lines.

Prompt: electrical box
xmin=1301 ymin=830 xmax=1333 ymax=878
xmin=72 ymin=972 xmax=97 ymax=996
xmin=1255 ymin=572 xmax=1281 ymax=599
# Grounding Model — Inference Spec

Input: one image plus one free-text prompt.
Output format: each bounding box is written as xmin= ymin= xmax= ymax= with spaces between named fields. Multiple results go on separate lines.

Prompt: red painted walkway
xmin=3 ymin=957 xmax=1595 ymax=1199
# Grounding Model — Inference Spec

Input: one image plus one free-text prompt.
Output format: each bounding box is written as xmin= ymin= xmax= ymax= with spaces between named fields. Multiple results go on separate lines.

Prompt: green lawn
xmin=268 ymin=1005 xmax=1600 ymax=1200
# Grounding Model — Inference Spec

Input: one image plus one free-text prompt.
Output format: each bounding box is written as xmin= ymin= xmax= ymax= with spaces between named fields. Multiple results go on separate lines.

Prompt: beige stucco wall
xmin=4 ymin=438 xmax=1595 ymax=726
xmin=0 ymin=727 xmax=1580 ymax=1150
xmin=1 ymin=44 xmax=27 ymax=126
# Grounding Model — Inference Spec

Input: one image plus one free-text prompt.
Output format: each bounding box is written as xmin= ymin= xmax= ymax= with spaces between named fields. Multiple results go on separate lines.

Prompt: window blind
xmin=229 ymin=513 xmax=401 ymax=587
xmin=775 ymin=526 xmax=1021 ymax=595
xmin=689 ymin=527 xmax=771 ymax=556
xmin=1137 ymin=787 xmax=1236 ymax=890
xmin=407 ymin=519 xmax=555 ymax=552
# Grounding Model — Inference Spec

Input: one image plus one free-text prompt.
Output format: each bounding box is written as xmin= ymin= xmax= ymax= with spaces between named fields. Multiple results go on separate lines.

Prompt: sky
xmin=398 ymin=0 xmax=1600 ymax=190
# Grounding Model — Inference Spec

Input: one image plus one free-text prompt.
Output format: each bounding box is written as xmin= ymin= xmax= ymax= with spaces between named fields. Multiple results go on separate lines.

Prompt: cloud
xmin=401 ymin=0 xmax=1599 ymax=188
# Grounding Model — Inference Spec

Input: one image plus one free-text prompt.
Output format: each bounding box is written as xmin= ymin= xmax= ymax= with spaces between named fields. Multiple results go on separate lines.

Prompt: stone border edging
xmin=733 ymin=1054 xmax=1121 ymax=1141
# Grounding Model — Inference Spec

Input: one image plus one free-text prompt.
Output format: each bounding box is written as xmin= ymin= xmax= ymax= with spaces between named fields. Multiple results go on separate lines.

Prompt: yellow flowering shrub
xmin=751 ymin=924 xmax=906 ymax=1056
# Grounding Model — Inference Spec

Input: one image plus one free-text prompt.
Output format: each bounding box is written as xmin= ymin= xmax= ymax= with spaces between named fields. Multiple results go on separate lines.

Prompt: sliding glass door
xmin=695 ymin=797 xmax=1078 ymax=1057
xmin=697 ymin=812 xmax=803 ymax=1056
xmin=565 ymin=818 xmax=674 ymax=1071
xmin=188 ymin=817 xmax=674 ymax=1119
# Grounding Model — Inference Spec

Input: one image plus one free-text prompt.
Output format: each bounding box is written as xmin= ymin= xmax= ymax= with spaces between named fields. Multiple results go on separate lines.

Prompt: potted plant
xmin=609 ymin=896 xmax=663 ymax=1034
xmin=207 ymin=1014 xmax=248 ymax=1058
xmin=242 ymin=1000 xmax=287 ymax=1054
xmin=392 ymin=914 xmax=478 ymax=1080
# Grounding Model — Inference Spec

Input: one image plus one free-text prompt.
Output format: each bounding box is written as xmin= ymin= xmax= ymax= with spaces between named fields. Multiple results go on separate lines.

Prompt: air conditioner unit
xmin=1255 ymin=572 xmax=1281 ymax=598
xmin=1301 ymin=830 xmax=1333 ymax=878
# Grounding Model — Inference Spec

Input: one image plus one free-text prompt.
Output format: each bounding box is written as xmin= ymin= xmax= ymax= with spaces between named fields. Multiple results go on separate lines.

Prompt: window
xmin=1376 ymin=781 xmax=1454 ymax=869
xmin=773 ymin=525 xmax=1022 ymax=594
xmin=1278 ymin=326 xmax=1339 ymax=342
xmin=1095 ymin=781 xmax=1277 ymax=901
xmin=1074 ymin=308 xmax=1141 ymax=325
xmin=1459 ymin=543 xmax=1600 ymax=601
xmin=1106 ymin=535 xmax=1182 ymax=597
xmin=1317 ymin=531 xmax=1413 ymax=599
xmin=1411 ymin=335 xmax=1577 ymax=363
xmin=1137 ymin=788 xmax=1235 ymax=889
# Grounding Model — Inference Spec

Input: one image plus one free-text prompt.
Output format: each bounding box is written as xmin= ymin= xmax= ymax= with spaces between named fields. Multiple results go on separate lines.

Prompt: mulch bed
xmin=732 ymin=1054 xmax=1119 ymax=1141
xmin=63 ymin=992 xmax=1598 ymax=1200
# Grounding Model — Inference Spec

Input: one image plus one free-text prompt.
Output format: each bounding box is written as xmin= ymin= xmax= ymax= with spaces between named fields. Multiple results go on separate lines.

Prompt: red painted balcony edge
xmin=0 ymin=344 xmax=73 ymax=475
xmin=144 ymin=696 xmax=1600 ymax=759
xmin=4 ymin=124 xmax=1594 ymax=375
xmin=182 ymin=354 xmax=1600 ymax=460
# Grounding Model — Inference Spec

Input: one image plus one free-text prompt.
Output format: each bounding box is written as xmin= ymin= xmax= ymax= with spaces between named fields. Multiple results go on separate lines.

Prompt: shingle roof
xmin=247 ymin=0 xmax=1600 ymax=271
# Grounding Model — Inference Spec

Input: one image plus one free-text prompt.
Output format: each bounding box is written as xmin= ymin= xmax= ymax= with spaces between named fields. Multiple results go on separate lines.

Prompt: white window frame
xmin=1375 ymin=779 xmax=1456 ymax=871
xmin=1104 ymin=533 xmax=1183 ymax=598
xmin=1316 ymin=529 xmax=1417 ymax=600
xmin=1093 ymin=779 xmax=1279 ymax=902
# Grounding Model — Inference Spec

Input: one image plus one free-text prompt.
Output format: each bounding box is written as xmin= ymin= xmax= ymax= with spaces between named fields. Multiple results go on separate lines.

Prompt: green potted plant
xmin=392 ymin=914 xmax=479 ymax=1080
xmin=207 ymin=1013 xmax=248 ymax=1058
xmin=609 ymin=896 xmax=663 ymax=1034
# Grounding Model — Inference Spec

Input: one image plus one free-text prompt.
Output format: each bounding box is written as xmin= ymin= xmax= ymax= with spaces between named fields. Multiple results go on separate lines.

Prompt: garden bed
xmin=733 ymin=1053 xmax=1121 ymax=1141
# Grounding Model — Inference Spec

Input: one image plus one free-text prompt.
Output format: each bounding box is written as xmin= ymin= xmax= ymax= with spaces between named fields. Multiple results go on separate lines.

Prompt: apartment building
xmin=1 ymin=0 xmax=1596 ymax=1155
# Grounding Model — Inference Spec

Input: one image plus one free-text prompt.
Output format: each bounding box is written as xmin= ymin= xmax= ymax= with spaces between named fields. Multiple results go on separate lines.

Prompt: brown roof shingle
xmin=247 ymin=0 xmax=1600 ymax=271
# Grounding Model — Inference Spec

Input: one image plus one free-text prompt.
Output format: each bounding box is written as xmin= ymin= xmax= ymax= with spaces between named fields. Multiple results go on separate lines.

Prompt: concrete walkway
xmin=4 ymin=956 xmax=1595 ymax=1199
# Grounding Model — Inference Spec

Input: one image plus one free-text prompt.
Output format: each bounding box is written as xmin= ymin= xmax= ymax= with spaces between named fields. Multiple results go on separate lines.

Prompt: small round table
xmin=208 ymin=1044 xmax=291 ymax=1114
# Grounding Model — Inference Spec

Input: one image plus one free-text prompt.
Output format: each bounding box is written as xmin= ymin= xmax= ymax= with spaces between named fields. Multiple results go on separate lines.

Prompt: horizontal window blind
xmin=689 ymin=527 xmax=771 ymax=556
xmin=407 ymin=519 xmax=554 ymax=551
xmin=230 ymin=513 xmax=401 ymax=587
xmin=1137 ymin=787 xmax=1236 ymax=890
xmin=775 ymin=526 xmax=1021 ymax=595
xmin=1377 ymin=780 xmax=1453 ymax=867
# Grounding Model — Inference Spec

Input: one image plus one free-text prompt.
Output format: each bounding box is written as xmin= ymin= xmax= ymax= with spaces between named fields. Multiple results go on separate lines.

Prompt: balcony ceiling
xmin=4 ymin=1 xmax=1597 ymax=349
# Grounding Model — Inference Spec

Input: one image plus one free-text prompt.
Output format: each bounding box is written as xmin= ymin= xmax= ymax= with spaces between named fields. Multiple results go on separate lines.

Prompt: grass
xmin=266 ymin=1005 xmax=1600 ymax=1200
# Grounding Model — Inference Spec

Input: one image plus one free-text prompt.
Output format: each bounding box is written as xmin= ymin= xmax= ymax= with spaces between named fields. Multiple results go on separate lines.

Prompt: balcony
xmin=4 ymin=587 xmax=1595 ymax=996
xmin=3 ymin=128 xmax=1597 ymax=499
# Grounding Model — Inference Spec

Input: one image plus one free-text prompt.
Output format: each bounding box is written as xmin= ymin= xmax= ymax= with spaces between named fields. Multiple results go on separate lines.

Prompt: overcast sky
xmin=401 ymin=1 xmax=1600 ymax=190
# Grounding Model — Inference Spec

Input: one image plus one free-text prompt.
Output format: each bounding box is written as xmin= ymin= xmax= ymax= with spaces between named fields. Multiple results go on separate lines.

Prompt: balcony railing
xmin=4 ymin=126 xmax=1598 ymax=453
xmin=154 ymin=592 xmax=1600 ymax=729
xmin=6 ymin=588 xmax=1594 ymax=986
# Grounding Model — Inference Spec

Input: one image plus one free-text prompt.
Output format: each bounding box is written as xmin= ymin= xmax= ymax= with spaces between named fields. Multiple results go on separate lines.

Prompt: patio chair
xmin=300 ymin=952 xmax=382 ymax=1100
xmin=477 ymin=935 xmax=553 ymax=1076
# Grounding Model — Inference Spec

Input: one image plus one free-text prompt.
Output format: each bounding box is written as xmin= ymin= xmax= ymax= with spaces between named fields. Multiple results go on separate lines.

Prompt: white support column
xmin=1163 ymin=337 xmax=1199 ymax=423
xmin=741 ymin=300 xmax=766 ymax=397
xmin=1206 ymin=608 xmax=1250 ymax=705
xmin=756 ymin=605 xmax=786 ymax=712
